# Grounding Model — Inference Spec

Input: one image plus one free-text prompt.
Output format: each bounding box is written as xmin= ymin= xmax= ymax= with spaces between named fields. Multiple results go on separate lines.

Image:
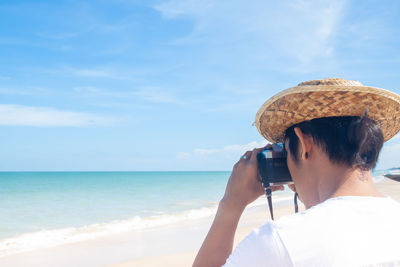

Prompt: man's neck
xmin=318 ymin=167 xmax=384 ymax=202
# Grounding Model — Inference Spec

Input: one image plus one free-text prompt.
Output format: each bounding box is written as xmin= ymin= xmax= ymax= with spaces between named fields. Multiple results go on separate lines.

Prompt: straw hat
xmin=255 ymin=78 xmax=400 ymax=143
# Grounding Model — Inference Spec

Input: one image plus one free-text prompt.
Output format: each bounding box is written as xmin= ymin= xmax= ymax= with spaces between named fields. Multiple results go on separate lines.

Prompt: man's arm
xmin=192 ymin=199 xmax=245 ymax=267
xmin=193 ymin=146 xmax=283 ymax=267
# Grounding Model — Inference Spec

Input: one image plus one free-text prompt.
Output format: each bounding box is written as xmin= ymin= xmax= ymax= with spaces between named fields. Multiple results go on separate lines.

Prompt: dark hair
xmin=284 ymin=114 xmax=384 ymax=170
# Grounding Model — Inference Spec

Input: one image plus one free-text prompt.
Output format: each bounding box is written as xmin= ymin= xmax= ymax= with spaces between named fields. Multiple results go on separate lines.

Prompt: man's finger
xmin=270 ymin=185 xmax=284 ymax=192
xmin=288 ymin=184 xmax=296 ymax=192
xmin=250 ymin=147 xmax=265 ymax=162
xmin=237 ymin=150 xmax=252 ymax=164
xmin=240 ymin=150 xmax=252 ymax=161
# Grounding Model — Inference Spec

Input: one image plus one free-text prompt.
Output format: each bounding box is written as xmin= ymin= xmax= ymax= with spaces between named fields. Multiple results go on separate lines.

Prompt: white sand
xmin=108 ymin=179 xmax=400 ymax=267
xmin=0 ymin=179 xmax=398 ymax=267
xmin=0 ymin=197 xmax=299 ymax=267
xmin=108 ymin=204 xmax=302 ymax=267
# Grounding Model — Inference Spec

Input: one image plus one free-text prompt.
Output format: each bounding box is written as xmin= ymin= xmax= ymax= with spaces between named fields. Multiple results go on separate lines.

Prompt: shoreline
xmin=108 ymin=178 xmax=400 ymax=267
xmin=0 ymin=179 xmax=398 ymax=267
xmin=0 ymin=191 xmax=294 ymax=259
xmin=108 ymin=203 xmax=305 ymax=267
xmin=0 ymin=194 xmax=302 ymax=267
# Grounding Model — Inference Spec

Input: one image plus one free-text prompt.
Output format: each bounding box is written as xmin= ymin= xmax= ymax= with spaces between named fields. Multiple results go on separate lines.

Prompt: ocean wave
xmin=1 ymin=177 xmax=383 ymax=258
xmin=0 ymin=206 xmax=215 ymax=258
xmin=0 ymin=172 xmax=387 ymax=259
xmin=0 ymin=193 xmax=293 ymax=258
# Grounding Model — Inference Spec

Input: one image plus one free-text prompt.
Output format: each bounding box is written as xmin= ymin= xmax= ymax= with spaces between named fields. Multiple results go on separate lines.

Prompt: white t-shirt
xmin=223 ymin=196 xmax=400 ymax=267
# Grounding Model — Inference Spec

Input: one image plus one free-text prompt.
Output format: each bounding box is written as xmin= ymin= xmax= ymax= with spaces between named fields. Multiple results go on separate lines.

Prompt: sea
xmin=0 ymin=171 xmax=386 ymax=257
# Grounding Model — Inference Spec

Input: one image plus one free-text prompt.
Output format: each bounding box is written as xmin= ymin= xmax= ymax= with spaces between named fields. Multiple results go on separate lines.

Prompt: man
xmin=193 ymin=78 xmax=400 ymax=266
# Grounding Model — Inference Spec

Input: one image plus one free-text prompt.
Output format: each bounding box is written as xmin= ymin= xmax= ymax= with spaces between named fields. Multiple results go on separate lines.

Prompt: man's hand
xmin=193 ymin=145 xmax=284 ymax=267
xmin=221 ymin=145 xmax=284 ymax=211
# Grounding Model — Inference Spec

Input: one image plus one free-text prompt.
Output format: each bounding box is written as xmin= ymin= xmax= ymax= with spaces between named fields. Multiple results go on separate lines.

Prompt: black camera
xmin=257 ymin=143 xmax=293 ymax=185
xmin=257 ymin=143 xmax=297 ymax=220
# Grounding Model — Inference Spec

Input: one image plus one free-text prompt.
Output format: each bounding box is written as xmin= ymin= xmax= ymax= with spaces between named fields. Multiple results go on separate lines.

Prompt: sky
xmin=0 ymin=0 xmax=400 ymax=171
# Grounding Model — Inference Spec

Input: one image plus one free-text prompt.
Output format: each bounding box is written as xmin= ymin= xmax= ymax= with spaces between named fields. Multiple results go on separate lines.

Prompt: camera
xmin=257 ymin=143 xmax=293 ymax=185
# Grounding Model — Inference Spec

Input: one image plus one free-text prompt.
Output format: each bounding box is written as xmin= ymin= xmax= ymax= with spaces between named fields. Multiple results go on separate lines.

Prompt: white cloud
xmin=0 ymin=104 xmax=113 ymax=127
xmin=0 ymin=88 xmax=32 ymax=95
xmin=133 ymin=86 xmax=184 ymax=104
xmin=36 ymin=31 xmax=82 ymax=40
xmin=154 ymin=0 xmax=346 ymax=65
xmin=177 ymin=151 xmax=191 ymax=159
xmin=181 ymin=140 xmax=269 ymax=158
xmin=74 ymin=85 xmax=184 ymax=105
xmin=41 ymin=66 xmax=126 ymax=79
xmin=223 ymin=141 xmax=268 ymax=152
xmin=73 ymin=86 xmax=125 ymax=98
xmin=66 ymin=67 xmax=120 ymax=79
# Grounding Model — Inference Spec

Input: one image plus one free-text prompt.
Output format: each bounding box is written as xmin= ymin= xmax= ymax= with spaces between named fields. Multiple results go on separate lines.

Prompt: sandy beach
xmin=110 ymin=178 xmax=400 ymax=267
xmin=108 ymin=203 xmax=304 ymax=267
xmin=3 ymin=1 xmax=400 ymax=266
xmin=0 ymin=179 xmax=398 ymax=267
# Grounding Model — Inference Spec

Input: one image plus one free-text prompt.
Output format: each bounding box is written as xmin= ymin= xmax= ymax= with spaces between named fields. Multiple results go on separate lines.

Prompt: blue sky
xmin=0 ymin=0 xmax=399 ymax=171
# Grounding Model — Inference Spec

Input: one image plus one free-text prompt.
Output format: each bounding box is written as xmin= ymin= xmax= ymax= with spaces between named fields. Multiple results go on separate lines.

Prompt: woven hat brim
xmin=255 ymin=85 xmax=400 ymax=143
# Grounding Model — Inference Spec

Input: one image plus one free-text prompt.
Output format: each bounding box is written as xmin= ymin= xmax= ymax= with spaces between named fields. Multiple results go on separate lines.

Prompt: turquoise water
xmin=0 ymin=170 xmax=387 ymax=256
xmin=0 ymin=172 xmax=231 ymax=239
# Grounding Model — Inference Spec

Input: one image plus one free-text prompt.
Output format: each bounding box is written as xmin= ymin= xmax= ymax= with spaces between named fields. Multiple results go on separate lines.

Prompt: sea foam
xmin=0 ymin=192 xmax=295 ymax=258
xmin=0 ymin=204 xmax=219 ymax=258
xmin=0 ymin=172 xmax=385 ymax=258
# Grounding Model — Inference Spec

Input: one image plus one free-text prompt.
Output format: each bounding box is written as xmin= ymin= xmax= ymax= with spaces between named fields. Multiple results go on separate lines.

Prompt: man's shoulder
xmin=237 ymin=221 xmax=290 ymax=256
xmin=275 ymin=196 xmax=400 ymax=229
xmin=269 ymin=196 xmax=400 ymax=265
xmin=223 ymin=221 xmax=293 ymax=267
xmin=224 ymin=197 xmax=400 ymax=266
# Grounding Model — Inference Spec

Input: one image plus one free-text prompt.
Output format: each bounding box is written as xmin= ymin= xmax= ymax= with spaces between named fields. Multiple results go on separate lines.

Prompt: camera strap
xmin=265 ymin=186 xmax=274 ymax=220
xmin=266 ymin=187 xmax=299 ymax=221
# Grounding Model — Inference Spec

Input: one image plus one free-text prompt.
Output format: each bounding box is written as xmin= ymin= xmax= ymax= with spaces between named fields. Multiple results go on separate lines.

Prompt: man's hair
xmin=284 ymin=114 xmax=384 ymax=170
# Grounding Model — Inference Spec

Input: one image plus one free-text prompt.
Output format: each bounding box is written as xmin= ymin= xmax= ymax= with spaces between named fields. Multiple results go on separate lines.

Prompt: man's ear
xmin=294 ymin=127 xmax=312 ymax=160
